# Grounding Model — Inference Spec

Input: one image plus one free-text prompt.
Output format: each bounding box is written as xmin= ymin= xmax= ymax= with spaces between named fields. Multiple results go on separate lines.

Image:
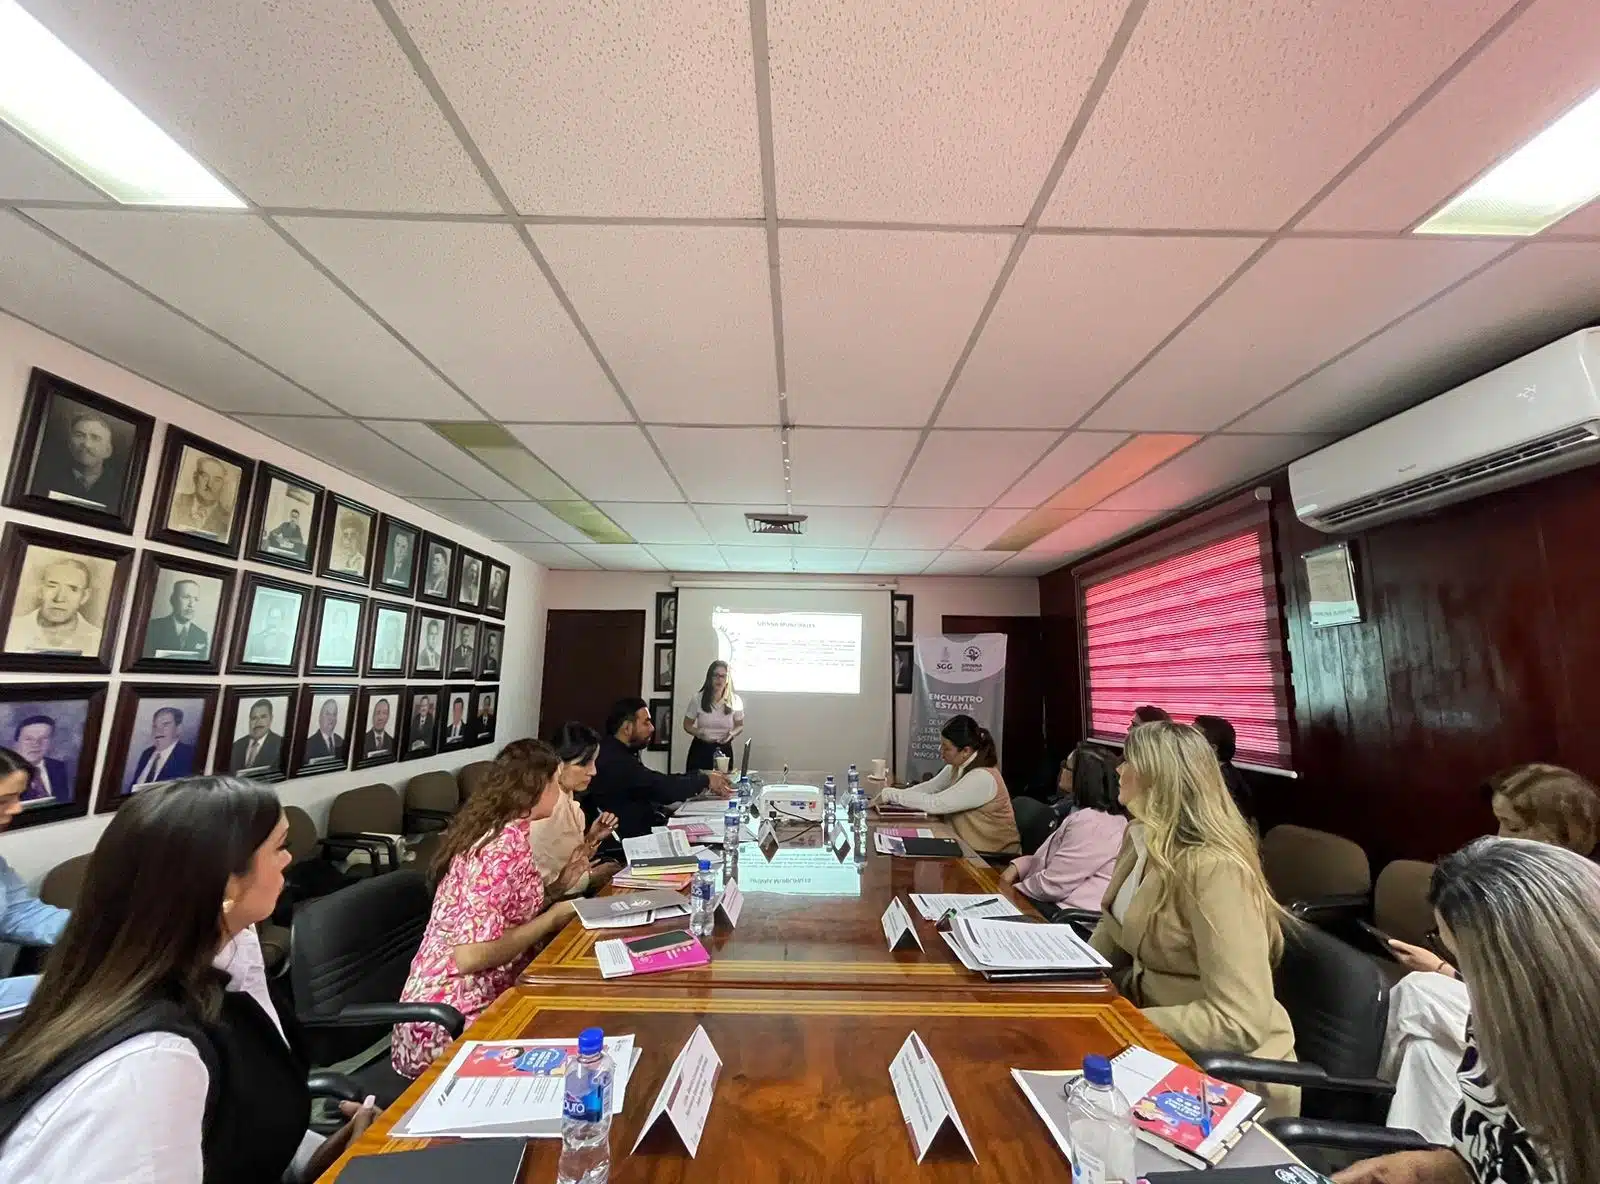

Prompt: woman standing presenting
xmin=682 ymin=661 xmax=744 ymax=774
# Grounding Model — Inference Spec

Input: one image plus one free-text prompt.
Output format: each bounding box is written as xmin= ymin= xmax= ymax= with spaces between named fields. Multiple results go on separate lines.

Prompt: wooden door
xmin=943 ymin=614 xmax=1045 ymax=796
xmin=538 ymin=609 xmax=646 ymax=740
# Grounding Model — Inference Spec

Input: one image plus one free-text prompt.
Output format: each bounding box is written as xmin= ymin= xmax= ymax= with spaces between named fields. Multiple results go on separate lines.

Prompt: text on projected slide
xmin=712 ymin=610 xmax=862 ymax=695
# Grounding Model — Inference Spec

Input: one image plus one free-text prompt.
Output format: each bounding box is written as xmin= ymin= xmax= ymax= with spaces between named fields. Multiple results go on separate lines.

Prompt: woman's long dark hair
xmin=941 ymin=714 xmax=998 ymax=769
xmin=1070 ymin=745 xmax=1123 ymax=814
xmin=549 ymin=722 xmax=601 ymax=766
xmin=698 ymin=661 xmax=733 ymax=715
xmin=431 ymin=739 xmax=560 ymax=879
xmin=0 ymin=777 xmax=282 ymax=1098
xmin=0 ymin=746 xmax=32 ymax=779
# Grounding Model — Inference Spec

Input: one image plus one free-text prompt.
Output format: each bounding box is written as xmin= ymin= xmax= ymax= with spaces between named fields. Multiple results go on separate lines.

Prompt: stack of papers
xmin=942 ymin=916 xmax=1111 ymax=980
xmin=672 ymin=798 xmax=732 ymax=817
xmin=613 ymin=871 xmax=693 ymax=892
xmin=573 ymin=889 xmax=687 ymax=929
xmin=908 ymin=893 xmax=1022 ymax=921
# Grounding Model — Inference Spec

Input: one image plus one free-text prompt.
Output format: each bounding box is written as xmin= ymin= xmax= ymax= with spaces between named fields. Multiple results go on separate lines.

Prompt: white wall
xmin=0 ymin=312 xmax=545 ymax=881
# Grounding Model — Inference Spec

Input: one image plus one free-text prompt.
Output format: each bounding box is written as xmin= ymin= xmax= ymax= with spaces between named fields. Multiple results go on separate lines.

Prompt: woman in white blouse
xmin=876 ymin=715 xmax=1020 ymax=854
xmin=682 ymin=661 xmax=744 ymax=773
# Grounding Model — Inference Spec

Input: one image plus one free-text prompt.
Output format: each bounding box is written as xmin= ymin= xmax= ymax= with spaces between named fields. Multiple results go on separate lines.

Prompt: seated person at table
xmin=1001 ymin=744 xmax=1127 ymax=911
xmin=584 ymin=698 xmax=732 ymax=840
xmin=682 ymin=660 xmax=745 ymax=774
xmin=1089 ymin=720 xmax=1298 ymax=1117
xmin=392 ymin=741 xmax=581 ymax=1079
xmin=1192 ymin=714 xmax=1255 ymax=823
xmin=1130 ymin=704 xmax=1171 ymax=727
xmin=877 ymin=715 xmax=1021 ymax=855
xmin=531 ymin=723 xmax=621 ymax=897
xmin=1336 ymin=837 xmax=1597 ymax=1184
xmin=0 ymin=747 xmax=70 ymax=1012
xmin=0 ymin=777 xmax=376 ymax=1183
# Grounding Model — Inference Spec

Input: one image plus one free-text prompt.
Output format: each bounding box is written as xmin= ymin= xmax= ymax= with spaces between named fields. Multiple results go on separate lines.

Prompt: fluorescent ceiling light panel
xmin=0 ymin=0 xmax=243 ymax=207
xmin=1415 ymin=86 xmax=1600 ymax=236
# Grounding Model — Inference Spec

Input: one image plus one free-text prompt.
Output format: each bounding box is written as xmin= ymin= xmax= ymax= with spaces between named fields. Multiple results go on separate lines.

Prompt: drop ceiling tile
xmin=500 ymin=501 xmax=594 ymax=546
xmin=996 ymin=431 xmax=1128 ymax=508
xmin=21 ymin=0 xmax=495 ymax=211
xmin=1026 ymin=509 xmax=1155 ymax=555
xmin=782 ymin=228 xmax=1011 ymax=427
xmin=1043 ymin=0 xmax=1517 ymax=229
xmin=940 ymin=235 xmax=1264 ymax=427
xmin=643 ymin=544 xmax=727 ymax=571
xmin=789 ymin=548 xmax=867 ymax=574
xmin=574 ymin=544 xmax=664 ymax=570
xmin=873 ymin=508 xmax=980 ymax=550
xmin=282 ymin=218 xmax=626 ymax=421
xmin=720 ymin=545 xmax=795 ymax=572
xmin=0 ymin=214 xmax=331 ymax=417
xmin=366 ymin=422 xmax=529 ymax=501
xmin=895 ymin=430 xmax=1056 ymax=507
xmin=29 ymin=210 xmax=477 ymax=418
xmin=768 ymin=2 xmax=1128 ymax=222
xmin=507 ymin=541 xmax=596 ymax=569
xmin=594 ymin=503 xmax=711 ymax=545
xmin=858 ymin=549 xmax=939 ymax=575
xmin=992 ymin=552 xmax=1068 ymax=576
xmin=695 ymin=504 xmax=793 ymax=548
xmin=505 ymin=424 xmax=681 ymax=502
xmin=1236 ymin=243 xmax=1600 ymax=436
xmin=0 ymin=125 xmax=107 ymax=202
xmin=391 ymin=0 xmax=760 ymax=217
xmin=651 ymin=427 xmax=784 ymax=503
xmin=409 ymin=498 xmax=552 ymax=542
xmin=787 ymin=428 xmax=919 ymax=506
xmin=1084 ymin=238 xmax=1512 ymax=431
xmin=1095 ymin=434 xmax=1327 ymax=514
xmin=924 ymin=550 xmax=1009 ymax=575
xmin=1303 ymin=0 xmax=1600 ymax=232
xmin=788 ymin=506 xmax=885 ymax=548
xmin=1555 ymin=202 xmax=1600 ymax=235
xmin=534 ymin=226 xmax=777 ymax=424
xmin=237 ymin=416 xmax=474 ymax=499
xmin=955 ymin=507 xmax=1029 ymax=550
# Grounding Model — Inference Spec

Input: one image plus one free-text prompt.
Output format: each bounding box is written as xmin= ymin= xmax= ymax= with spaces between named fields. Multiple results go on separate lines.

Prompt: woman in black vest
xmin=0 ymin=777 xmax=373 ymax=1182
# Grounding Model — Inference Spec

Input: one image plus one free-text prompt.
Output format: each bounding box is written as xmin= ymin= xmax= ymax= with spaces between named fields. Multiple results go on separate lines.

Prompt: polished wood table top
xmin=320 ymin=982 xmax=1178 ymax=1182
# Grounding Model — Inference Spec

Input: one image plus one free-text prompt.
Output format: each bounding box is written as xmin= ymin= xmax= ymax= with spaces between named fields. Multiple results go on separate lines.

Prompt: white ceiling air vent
xmin=745 ymin=512 xmax=808 ymax=536
xmin=1289 ymin=328 xmax=1600 ymax=534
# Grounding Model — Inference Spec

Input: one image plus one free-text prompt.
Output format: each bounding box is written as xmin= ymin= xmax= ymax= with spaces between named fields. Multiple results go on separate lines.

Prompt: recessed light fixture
xmin=1414 ymin=86 xmax=1600 ymax=236
xmin=0 ymin=0 xmax=243 ymax=207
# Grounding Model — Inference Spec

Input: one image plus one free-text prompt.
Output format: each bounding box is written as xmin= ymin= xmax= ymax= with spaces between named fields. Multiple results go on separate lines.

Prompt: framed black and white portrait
xmin=0 ymin=683 xmax=106 ymax=828
xmin=305 ymin=588 xmax=367 ymax=677
xmin=246 ymin=465 xmax=322 ymax=572
xmin=891 ymin=594 xmax=913 ymax=643
xmin=654 ymin=591 xmax=677 ymax=641
xmin=402 ymin=686 xmax=442 ymax=760
xmin=363 ymin=601 xmax=412 ymax=678
xmin=215 ymin=685 xmax=297 ymax=782
xmin=0 ymin=524 xmax=132 ymax=674
xmin=439 ymin=684 xmax=474 ymax=751
xmin=227 ymin=573 xmax=309 ymax=676
xmin=98 ymin=683 xmax=218 ymax=811
xmin=122 ymin=551 xmax=233 ymax=675
xmin=471 ymin=687 xmax=497 ymax=747
xmin=653 ymin=643 xmax=674 ymax=692
xmin=483 ymin=560 xmax=509 ymax=619
xmin=453 ymin=547 xmax=485 ymax=611
xmin=354 ymin=685 xmax=403 ymax=770
xmin=446 ymin=616 xmax=479 ymax=679
xmin=417 ymin=533 xmax=455 ymax=605
xmin=291 ymin=685 xmax=357 ymax=778
xmin=409 ymin=608 xmax=448 ymax=679
xmin=4 ymin=369 xmax=153 ymax=533
xmin=317 ymin=495 xmax=377 ymax=586
xmin=647 ymin=697 xmax=672 ymax=753
xmin=476 ymin=623 xmax=504 ymax=681
xmin=892 ymin=644 xmax=914 ymax=694
xmin=148 ymin=428 xmax=252 ymax=558
xmin=372 ymin=515 xmax=421 ymax=597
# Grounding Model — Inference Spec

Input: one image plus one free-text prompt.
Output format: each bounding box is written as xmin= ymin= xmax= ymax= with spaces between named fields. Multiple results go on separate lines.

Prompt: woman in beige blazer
xmin=1089 ymin=720 xmax=1299 ymax=1118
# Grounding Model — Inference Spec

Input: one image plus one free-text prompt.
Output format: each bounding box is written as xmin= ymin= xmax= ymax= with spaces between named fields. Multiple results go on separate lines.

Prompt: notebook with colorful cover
xmin=1112 ymin=1045 xmax=1264 ymax=1167
xmin=594 ymin=928 xmax=711 ymax=979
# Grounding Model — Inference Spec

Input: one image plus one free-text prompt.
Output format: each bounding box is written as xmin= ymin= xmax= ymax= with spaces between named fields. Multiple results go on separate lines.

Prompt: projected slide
xmin=712 ymin=609 xmax=862 ymax=695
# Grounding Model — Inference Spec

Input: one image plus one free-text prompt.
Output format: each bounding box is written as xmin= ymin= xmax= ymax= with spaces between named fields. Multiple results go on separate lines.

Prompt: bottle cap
xmin=1081 ymin=1053 xmax=1113 ymax=1087
xmin=578 ymin=1027 xmax=604 ymax=1056
xmin=698 ymin=858 xmax=712 ymax=871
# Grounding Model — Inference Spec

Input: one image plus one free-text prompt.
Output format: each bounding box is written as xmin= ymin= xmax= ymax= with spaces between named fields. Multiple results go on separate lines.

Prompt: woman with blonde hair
xmin=1089 ymin=720 xmax=1297 ymax=1115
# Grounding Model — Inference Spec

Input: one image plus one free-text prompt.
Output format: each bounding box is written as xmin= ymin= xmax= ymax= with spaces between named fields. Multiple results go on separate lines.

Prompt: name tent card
xmin=630 ymin=1025 xmax=723 ymax=1158
xmin=881 ymin=897 xmax=923 ymax=952
xmin=717 ymin=879 xmax=744 ymax=928
xmin=888 ymin=1031 xmax=976 ymax=1163
xmin=831 ymin=821 xmax=851 ymax=856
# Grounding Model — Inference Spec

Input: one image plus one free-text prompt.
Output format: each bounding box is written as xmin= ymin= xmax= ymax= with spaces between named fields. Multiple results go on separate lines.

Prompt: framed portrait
xmin=363 ymin=601 xmax=412 ymax=678
xmin=0 ymin=523 xmax=132 ymax=674
xmin=226 ymin=573 xmax=309 ymax=676
xmin=471 ymin=686 xmax=498 ymax=747
xmin=453 ymin=547 xmax=485 ymax=611
xmin=417 ymin=533 xmax=455 ymax=606
xmin=316 ymin=494 xmax=377 ymax=586
xmin=446 ymin=616 xmax=479 ymax=679
xmin=653 ymin=643 xmax=674 ymax=692
xmin=371 ymin=514 xmax=422 ymax=598
xmin=305 ymin=588 xmax=367 ymax=677
xmin=476 ymin=623 xmax=504 ymax=681
xmin=438 ymin=684 xmax=475 ymax=752
xmin=291 ymin=684 xmax=357 ymax=778
xmin=483 ymin=560 xmax=509 ymax=620
xmin=401 ymin=685 xmax=442 ymax=760
xmin=354 ymin=685 xmax=403 ymax=770
xmin=214 ymin=685 xmax=297 ymax=782
xmin=3 ymin=368 xmax=153 ymax=533
xmin=654 ymin=591 xmax=677 ymax=641
xmin=647 ymin=697 xmax=672 ymax=753
xmin=97 ymin=683 xmax=218 ymax=812
xmin=409 ymin=608 xmax=449 ymax=679
xmin=122 ymin=551 xmax=234 ymax=675
xmin=892 ymin=644 xmax=914 ymax=694
xmin=891 ymin=593 xmax=913 ymax=643
xmin=148 ymin=427 xmax=253 ymax=558
xmin=246 ymin=464 xmax=322 ymax=572
xmin=0 ymin=683 xmax=106 ymax=829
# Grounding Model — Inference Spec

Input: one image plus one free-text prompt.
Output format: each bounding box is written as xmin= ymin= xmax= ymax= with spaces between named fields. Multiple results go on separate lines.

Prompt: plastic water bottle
xmin=689 ymin=858 xmax=716 ymax=937
xmin=723 ymin=798 xmax=741 ymax=866
xmin=557 ymin=1027 xmax=613 ymax=1184
xmin=823 ymin=774 xmax=837 ymax=819
xmin=737 ymin=773 xmax=753 ymax=812
xmin=850 ymin=786 xmax=870 ymax=869
xmin=1065 ymin=1054 xmax=1136 ymax=1184
xmin=847 ymin=764 xmax=860 ymax=797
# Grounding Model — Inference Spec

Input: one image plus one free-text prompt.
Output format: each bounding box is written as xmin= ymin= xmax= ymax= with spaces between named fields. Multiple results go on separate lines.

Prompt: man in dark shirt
xmin=585 ymin=697 xmax=733 ymax=839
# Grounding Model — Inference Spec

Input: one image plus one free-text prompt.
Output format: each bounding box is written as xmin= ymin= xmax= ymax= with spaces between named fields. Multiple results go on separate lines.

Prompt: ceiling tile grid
xmin=0 ymin=124 xmax=108 ymax=203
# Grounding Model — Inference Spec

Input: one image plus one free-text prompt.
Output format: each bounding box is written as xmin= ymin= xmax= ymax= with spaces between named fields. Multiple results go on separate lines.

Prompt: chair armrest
xmin=300 ymin=1001 xmax=466 ymax=1039
xmin=404 ymin=807 xmax=453 ymax=834
xmin=1265 ymin=1116 xmax=1438 ymax=1155
xmin=324 ymin=831 xmax=401 ymax=869
xmin=306 ymin=1070 xmax=366 ymax=1104
xmin=1194 ymin=1053 xmax=1395 ymax=1098
xmin=1288 ymin=892 xmax=1372 ymax=926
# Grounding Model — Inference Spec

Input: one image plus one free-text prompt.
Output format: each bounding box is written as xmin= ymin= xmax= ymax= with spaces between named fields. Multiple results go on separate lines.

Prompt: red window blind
xmin=1080 ymin=507 xmax=1292 ymax=770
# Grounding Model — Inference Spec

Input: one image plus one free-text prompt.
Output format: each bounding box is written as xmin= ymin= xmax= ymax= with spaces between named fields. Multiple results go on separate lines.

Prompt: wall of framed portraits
xmin=0 ymin=313 xmax=540 ymax=880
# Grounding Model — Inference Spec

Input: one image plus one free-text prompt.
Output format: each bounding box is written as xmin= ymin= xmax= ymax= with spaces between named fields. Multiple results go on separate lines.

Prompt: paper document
xmin=908 ymin=893 xmax=1021 ymax=922
xmin=582 ymin=904 xmax=689 ymax=930
xmin=949 ymin=917 xmax=1110 ymax=971
xmin=572 ymin=889 xmax=687 ymax=927
xmin=673 ymin=798 xmax=732 ymax=817
xmin=623 ymin=830 xmax=693 ymax=863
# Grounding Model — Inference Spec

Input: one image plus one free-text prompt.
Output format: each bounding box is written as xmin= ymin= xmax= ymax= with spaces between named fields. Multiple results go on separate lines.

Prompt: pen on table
xmin=957 ymin=896 xmax=1001 ymax=913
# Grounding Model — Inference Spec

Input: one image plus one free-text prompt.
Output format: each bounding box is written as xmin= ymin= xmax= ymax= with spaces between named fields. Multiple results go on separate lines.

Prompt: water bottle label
xmin=563 ymin=1085 xmax=605 ymax=1123
xmin=1072 ymin=1148 xmax=1107 ymax=1184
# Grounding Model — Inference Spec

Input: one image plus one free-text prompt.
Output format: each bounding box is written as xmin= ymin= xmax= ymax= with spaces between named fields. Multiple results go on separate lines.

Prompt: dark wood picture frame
xmin=147 ymin=426 xmax=254 ymax=559
xmin=401 ymin=684 xmax=442 ymax=761
xmin=483 ymin=559 xmax=510 ymax=620
xmin=371 ymin=514 xmax=422 ymax=598
xmin=363 ymin=600 xmax=413 ymax=678
xmin=654 ymin=591 xmax=677 ymax=640
xmin=647 ymin=696 xmax=672 ymax=753
xmin=315 ymin=493 xmax=378 ymax=587
xmin=304 ymin=587 xmax=368 ymax=677
xmin=226 ymin=572 xmax=310 ymax=676
xmin=892 ymin=644 xmax=915 ymax=694
xmin=471 ymin=685 xmax=498 ymax=747
xmin=3 ymin=368 xmax=154 ymax=534
xmin=452 ymin=546 xmax=486 ymax=612
xmin=438 ymin=683 xmax=475 ymax=752
xmin=417 ymin=533 xmax=456 ymax=606
xmin=245 ymin=463 xmax=323 ymax=573
xmin=122 ymin=551 xmax=235 ymax=675
xmin=476 ymin=622 xmax=505 ymax=682
xmin=214 ymin=684 xmax=299 ymax=783
xmin=0 ymin=681 xmax=106 ymax=829
xmin=653 ymin=642 xmax=675 ymax=692
xmin=446 ymin=614 xmax=480 ymax=679
xmin=97 ymin=682 xmax=219 ymax=812
xmin=0 ymin=523 xmax=133 ymax=674
xmin=354 ymin=684 xmax=404 ymax=770
xmin=290 ymin=683 xmax=358 ymax=778
xmin=407 ymin=607 xmax=449 ymax=680
xmin=891 ymin=593 xmax=914 ymax=643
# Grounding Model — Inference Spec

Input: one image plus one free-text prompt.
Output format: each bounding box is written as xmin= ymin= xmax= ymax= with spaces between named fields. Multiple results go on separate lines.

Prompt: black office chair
xmin=1013 ymin=796 xmax=1058 ymax=856
xmin=287 ymin=870 xmax=463 ymax=1107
